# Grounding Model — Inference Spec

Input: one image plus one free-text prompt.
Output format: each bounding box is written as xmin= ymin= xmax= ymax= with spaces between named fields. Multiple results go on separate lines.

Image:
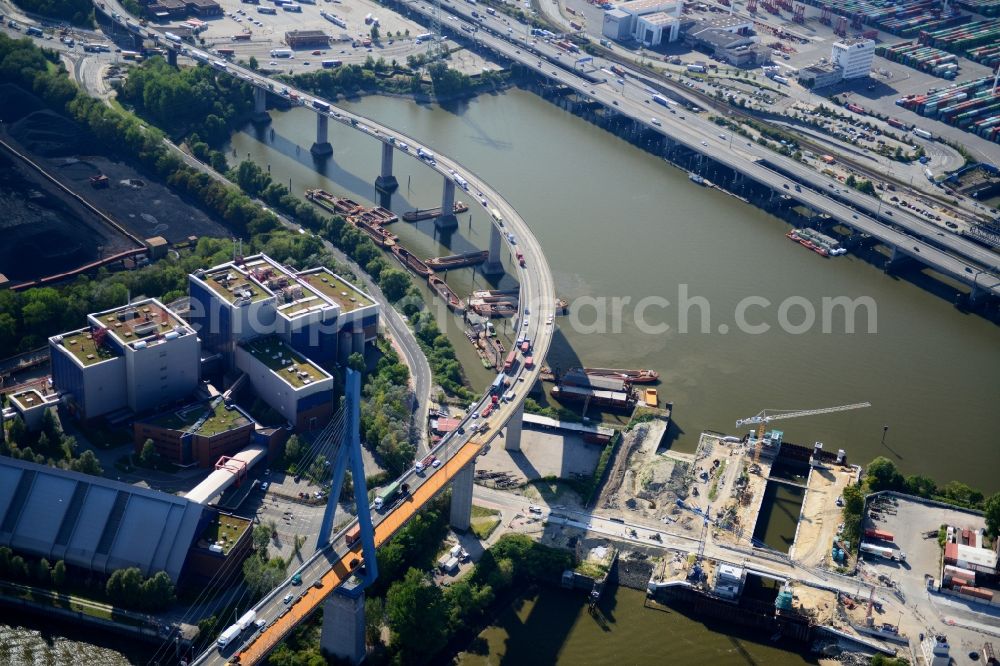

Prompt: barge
xmin=402 ymin=201 xmax=470 ymax=222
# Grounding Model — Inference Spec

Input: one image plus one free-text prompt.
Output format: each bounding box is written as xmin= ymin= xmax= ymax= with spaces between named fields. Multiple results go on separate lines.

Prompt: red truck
xmin=864 ymin=529 xmax=894 ymax=542
xmin=346 ymin=524 xmax=361 ymax=545
xmin=481 ymin=403 xmax=495 ymax=418
xmin=524 ymin=356 xmax=534 ymax=368
xmin=516 ymin=251 xmax=525 ymax=267
xmin=504 ymin=350 xmax=517 ymax=373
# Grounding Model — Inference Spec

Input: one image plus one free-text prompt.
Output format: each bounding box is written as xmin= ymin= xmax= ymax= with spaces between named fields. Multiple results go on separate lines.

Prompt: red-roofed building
xmin=431 ymin=417 xmax=460 ymax=434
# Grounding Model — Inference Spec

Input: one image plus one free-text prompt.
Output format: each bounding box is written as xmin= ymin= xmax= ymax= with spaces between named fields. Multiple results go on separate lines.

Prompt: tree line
xmin=1 ymin=401 xmax=103 ymax=476
xmin=11 ymin=0 xmax=92 ymax=26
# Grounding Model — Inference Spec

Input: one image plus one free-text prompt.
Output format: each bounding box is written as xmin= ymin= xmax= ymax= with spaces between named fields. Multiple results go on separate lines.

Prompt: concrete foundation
xmin=252 ymin=87 xmax=271 ymax=124
xmin=449 ymin=460 xmax=475 ymax=531
xmin=320 ymin=589 xmax=366 ymax=664
xmin=482 ymin=223 xmax=504 ymax=275
xmin=311 ymin=114 xmax=333 ymax=156
xmin=436 ymin=178 xmax=458 ymax=230
xmin=504 ymin=402 xmax=525 ymax=452
xmin=375 ymin=142 xmax=398 ymax=192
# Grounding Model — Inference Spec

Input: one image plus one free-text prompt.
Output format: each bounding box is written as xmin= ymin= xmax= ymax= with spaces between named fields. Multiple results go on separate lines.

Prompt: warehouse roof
xmin=0 ymin=457 xmax=204 ymax=582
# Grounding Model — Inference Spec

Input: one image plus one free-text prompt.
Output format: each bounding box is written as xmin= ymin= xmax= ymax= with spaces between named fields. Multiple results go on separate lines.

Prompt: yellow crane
xmin=735 ymin=402 xmax=871 ymax=463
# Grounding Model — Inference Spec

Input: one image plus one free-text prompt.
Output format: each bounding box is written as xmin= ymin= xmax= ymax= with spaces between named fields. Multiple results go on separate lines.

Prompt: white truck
xmin=236 ymin=609 xmax=257 ymax=631
xmin=217 ymin=624 xmax=241 ymax=649
xmin=860 ymin=543 xmax=905 ymax=561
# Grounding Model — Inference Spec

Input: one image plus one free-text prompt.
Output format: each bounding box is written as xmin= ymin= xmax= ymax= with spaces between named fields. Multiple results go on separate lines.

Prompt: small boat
xmin=429 ymin=275 xmax=465 ymax=313
xmin=688 ymin=172 xmax=707 ymax=185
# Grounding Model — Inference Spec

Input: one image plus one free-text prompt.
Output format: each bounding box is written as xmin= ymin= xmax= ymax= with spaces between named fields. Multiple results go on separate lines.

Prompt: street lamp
xmin=881 ymin=425 xmax=888 ymax=446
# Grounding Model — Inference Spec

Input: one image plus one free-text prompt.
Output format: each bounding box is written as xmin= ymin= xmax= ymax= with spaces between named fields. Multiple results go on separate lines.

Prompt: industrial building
xmin=284 ymin=30 xmax=331 ymax=50
xmin=682 ymin=17 xmax=763 ymax=66
xmin=831 ymin=38 xmax=875 ymax=80
xmin=236 ymin=336 xmax=334 ymax=430
xmin=49 ymin=298 xmax=200 ymax=421
xmin=602 ymin=0 xmax=682 ymax=46
xmin=188 ymin=254 xmax=379 ymax=370
xmin=798 ymin=63 xmax=844 ymax=89
xmin=0 ymin=456 xmax=205 ymax=583
xmin=133 ymin=397 xmax=257 ymax=467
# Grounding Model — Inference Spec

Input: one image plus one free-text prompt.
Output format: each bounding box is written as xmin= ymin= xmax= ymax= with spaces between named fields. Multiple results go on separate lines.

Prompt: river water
xmin=229 ymin=89 xmax=999 ymax=491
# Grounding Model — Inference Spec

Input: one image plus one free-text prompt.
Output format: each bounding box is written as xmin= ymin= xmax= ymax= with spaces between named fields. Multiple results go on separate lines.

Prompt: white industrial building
xmin=831 ymin=38 xmax=875 ymax=79
xmin=602 ymin=0 xmax=681 ymax=46
xmin=189 ymin=254 xmax=380 ymax=368
xmin=49 ymin=299 xmax=200 ymax=419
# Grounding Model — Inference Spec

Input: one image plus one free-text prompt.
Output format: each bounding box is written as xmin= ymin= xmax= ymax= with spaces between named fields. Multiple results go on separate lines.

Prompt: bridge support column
xmin=375 ymin=142 xmax=398 ymax=192
xmin=449 ymin=459 xmax=475 ymax=531
xmin=482 ymin=223 xmax=504 ymax=275
xmin=311 ymin=114 xmax=333 ymax=157
xmin=436 ymin=178 xmax=458 ymax=230
xmin=252 ymin=87 xmax=271 ymax=124
xmin=885 ymin=245 xmax=909 ymax=272
xmin=320 ymin=589 xmax=366 ymax=665
xmin=504 ymin=401 xmax=524 ymax=452
xmin=167 ymin=48 xmax=178 ymax=68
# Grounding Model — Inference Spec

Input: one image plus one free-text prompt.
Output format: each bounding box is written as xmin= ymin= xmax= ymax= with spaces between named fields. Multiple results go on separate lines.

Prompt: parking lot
xmin=183 ymin=0 xmax=496 ymax=75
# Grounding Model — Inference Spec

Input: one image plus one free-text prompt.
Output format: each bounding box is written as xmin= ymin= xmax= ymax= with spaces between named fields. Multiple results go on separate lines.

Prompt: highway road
xmin=392 ymin=0 xmax=1000 ymax=293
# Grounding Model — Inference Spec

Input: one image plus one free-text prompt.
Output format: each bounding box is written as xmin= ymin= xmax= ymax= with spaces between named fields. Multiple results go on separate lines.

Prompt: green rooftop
xmin=10 ymin=390 xmax=45 ymax=410
xmin=203 ymin=269 xmax=271 ymax=304
xmin=58 ymin=331 xmax=120 ymax=367
xmin=197 ymin=513 xmax=251 ymax=556
xmin=299 ymin=271 xmax=372 ymax=312
xmin=149 ymin=400 xmax=251 ymax=436
xmin=242 ymin=336 xmax=329 ymax=389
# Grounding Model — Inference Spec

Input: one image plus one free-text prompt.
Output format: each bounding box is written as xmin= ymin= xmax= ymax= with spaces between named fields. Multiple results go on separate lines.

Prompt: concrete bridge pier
xmin=503 ymin=401 xmax=524 ymax=452
xmin=167 ymin=48 xmax=178 ymax=68
xmin=885 ymin=244 xmax=911 ymax=272
xmin=320 ymin=588 xmax=366 ymax=665
xmin=482 ymin=223 xmax=504 ymax=275
xmin=449 ymin=459 xmax=476 ymax=531
xmin=311 ymin=113 xmax=333 ymax=157
xmin=252 ymin=87 xmax=271 ymax=124
xmin=436 ymin=178 xmax=458 ymax=230
xmin=375 ymin=142 xmax=398 ymax=192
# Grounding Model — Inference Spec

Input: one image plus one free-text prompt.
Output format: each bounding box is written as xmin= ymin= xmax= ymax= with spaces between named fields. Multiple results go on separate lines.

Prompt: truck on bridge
xmin=374 ymin=480 xmax=409 ymax=511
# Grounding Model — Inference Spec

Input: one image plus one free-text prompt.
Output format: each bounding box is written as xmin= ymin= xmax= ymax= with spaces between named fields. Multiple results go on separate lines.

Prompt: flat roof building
xmin=189 ymin=254 xmax=379 ymax=368
xmin=134 ymin=398 xmax=256 ymax=467
xmin=49 ymin=298 xmax=200 ymax=420
xmin=284 ymin=30 xmax=331 ymax=49
xmin=236 ymin=336 xmax=334 ymax=430
xmin=0 ymin=456 xmax=205 ymax=583
xmin=831 ymin=38 xmax=875 ymax=80
xmin=602 ymin=0 xmax=681 ymax=46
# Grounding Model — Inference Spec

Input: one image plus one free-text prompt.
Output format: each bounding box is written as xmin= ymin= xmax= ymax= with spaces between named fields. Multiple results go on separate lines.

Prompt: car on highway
xmin=701 ymin=140 xmax=708 ymax=146
xmin=283 ymin=594 xmax=292 ymax=604
xmin=260 ymin=482 xmax=269 ymax=491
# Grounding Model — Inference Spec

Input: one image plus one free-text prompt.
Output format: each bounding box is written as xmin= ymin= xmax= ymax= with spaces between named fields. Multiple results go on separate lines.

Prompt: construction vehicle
xmin=735 ymin=402 xmax=870 ymax=464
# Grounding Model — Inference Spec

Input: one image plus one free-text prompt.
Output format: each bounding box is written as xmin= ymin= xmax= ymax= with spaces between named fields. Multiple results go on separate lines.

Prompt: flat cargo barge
xmin=429 ymin=275 xmax=465 ymax=313
xmin=576 ymin=367 xmax=660 ymax=384
xmin=391 ymin=245 xmax=433 ymax=277
xmin=305 ymin=189 xmax=364 ymax=216
xmin=402 ymin=201 xmax=469 ymax=222
xmin=427 ymin=250 xmax=489 ymax=270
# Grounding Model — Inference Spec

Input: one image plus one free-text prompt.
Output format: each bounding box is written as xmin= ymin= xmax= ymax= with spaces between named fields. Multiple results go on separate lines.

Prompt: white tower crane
xmin=736 ymin=402 xmax=871 ymax=463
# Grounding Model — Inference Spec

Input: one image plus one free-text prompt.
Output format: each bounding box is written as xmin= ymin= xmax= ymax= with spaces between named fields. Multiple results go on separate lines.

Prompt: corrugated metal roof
xmin=0 ymin=457 xmax=203 ymax=582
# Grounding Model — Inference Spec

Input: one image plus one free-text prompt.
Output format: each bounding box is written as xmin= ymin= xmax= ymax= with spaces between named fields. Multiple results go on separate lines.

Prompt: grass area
xmin=299 ymin=270 xmax=372 ymax=312
xmin=56 ymin=332 xmax=119 ymax=367
xmin=198 ymin=513 xmax=251 ymax=555
xmin=242 ymin=336 xmax=328 ymax=388
xmin=150 ymin=400 xmax=249 ymax=436
xmin=574 ymin=560 xmax=609 ymax=580
xmin=470 ymin=505 xmax=501 ymax=540
xmin=708 ymin=460 xmax=727 ymax=502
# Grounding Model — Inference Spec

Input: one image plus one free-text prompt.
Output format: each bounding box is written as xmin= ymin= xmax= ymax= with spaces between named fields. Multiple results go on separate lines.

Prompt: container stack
xmin=966 ymin=43 xmax=1000 ymax=66
xmin=919 ymin=18 xmax=1000 ymax=61
xmin=876 ymin=41 xmax=960 ymax=78
xmin=956 ymin=0 xmax=1000 ymax=17
xmin=896 ymin=76 xmax=1000 ymax=143
xmin=878 ymin=10 xmax=968 ymax=37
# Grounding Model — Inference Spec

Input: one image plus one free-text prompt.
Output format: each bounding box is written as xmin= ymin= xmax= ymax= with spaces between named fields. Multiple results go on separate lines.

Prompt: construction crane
xmin=736 ymin=402 xmax=871 ymax=463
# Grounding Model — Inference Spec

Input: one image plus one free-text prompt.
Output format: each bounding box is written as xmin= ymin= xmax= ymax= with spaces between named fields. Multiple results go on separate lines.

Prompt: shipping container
xmin=346 ymin=524 xmax=361 ymax=545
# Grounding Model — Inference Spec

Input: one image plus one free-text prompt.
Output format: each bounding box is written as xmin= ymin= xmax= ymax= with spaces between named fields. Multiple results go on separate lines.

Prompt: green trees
xmin=378 ymin=268 xmax=410 ymax=302
xmin=985 ymin=494 xmax=1000 ymax=538
xmin=385 ymin=568 xmax=450 ymax=663
xmin=52 ymin=559 xmax=67 ymax=588
xmin=12 ymin=0 xmax=92 ymax=25
xmin=347 ymin=351 xmax=366 ymax=373
xmin=242 ymin=553 xmax=288 ymax=600
xmin=105 ymin=567 xmax=175 ymax=610
xmin=138 ymin=439 xmax=160 ymax=468
xmin=865 ymin=456 xmax=905 ymax=492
